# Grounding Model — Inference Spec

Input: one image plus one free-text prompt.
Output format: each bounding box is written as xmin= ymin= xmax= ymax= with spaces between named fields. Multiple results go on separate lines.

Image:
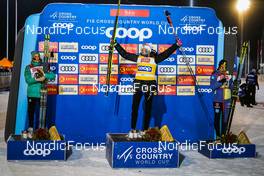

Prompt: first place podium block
xmin=106 ymin=133 xmax=183 ymax=168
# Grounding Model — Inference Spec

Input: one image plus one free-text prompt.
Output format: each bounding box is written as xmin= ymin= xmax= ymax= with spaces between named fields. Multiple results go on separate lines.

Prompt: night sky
xmin=0 ymin=0 xmax=263 ymax=67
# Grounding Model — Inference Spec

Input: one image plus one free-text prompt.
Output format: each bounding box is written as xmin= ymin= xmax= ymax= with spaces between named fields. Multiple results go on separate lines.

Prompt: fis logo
xmin=138 ymin=66 xmax=152 ymax=72
xmin=117 ymin=146 xmax=133 ymax=163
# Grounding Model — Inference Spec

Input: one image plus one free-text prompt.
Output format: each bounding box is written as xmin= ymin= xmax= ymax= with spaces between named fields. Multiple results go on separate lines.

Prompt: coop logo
xmin=221 ymin=146 xmax=246 ymax=155
xmin=138 ymin=66 xmax=152 ymax=72
xmin=179 ymin=47 xmax=194 ymax=53
xmin=165 ymin=57 xmax=175 ymax=62
xmin=105 ymin=27 xmax=152 ymax=42
xmin=120 ymin=77 xmax=134 ymax=82
xmin=198 ymin=88 xmax=212 ymax=93
xmin=52 ymin=23 xmax=74 ymax=29
xmin=117 ymin=146 xmax=134 ymax=163
xmin=158 ymin=65 xmax=176 ymax=75
xmin=196 ymin=45 xmax=214 ymax=55
xmin=177 ymin=55 xmax=195 ymax=65
xmin=81 ymin=45 xmax=97 ymax=50
xmin=79 ymin=54 xmax=98 ymax=63
xmin=61 ymin=55 xmax=77 ymax=61
xmin=50 ymin=66 xmax=57 ymax=72
xmin=99 ymin=43 xmax=117 ymax=53
xmin=59 ymin=64 xmax=78 ymax=74
xmin=59 ymin=42 xmax=78 ymax=53
xmin=23 ymin=142 xmax=51 ymax=157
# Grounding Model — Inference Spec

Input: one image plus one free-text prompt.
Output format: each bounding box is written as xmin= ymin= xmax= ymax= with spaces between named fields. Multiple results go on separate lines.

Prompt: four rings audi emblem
xmin=60 ymin=66 xmax=77 ymax=71
xmin=198 ymin=47 xmax=213 ymax=53
xmin=81 ymin=55 xmax=97 ymax=61
xmin=159 ymin=67 xmax=175 ymax=73
xmin=61 ymin=56 xmax=77 ymax=60
xmin=101 ymin=45 xmax=110 ymax=51
xmin=179 ymin=57 xmax=194 ymax=63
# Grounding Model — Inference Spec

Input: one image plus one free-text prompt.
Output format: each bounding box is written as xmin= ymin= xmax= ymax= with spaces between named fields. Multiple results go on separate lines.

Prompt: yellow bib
xmin=135 ymin=56 xmax=157 ymax=81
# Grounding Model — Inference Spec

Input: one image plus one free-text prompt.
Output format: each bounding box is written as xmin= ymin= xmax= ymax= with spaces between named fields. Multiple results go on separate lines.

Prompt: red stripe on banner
xmin=110 ymin=9 xmax=150 ymax=17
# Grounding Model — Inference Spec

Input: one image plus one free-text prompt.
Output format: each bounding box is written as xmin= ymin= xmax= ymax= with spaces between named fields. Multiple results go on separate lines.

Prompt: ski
xmin=39 ymin=34 xmax=50 ymax=129
xmin=226 ymin=42 xmax=249 ymax=135
xmin=105 ymin=0 xmax=121 ymax=96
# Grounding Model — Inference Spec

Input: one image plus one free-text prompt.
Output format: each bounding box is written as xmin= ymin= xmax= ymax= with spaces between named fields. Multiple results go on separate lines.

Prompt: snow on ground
xmin=0 ymin=82 xmax=264 ymax=176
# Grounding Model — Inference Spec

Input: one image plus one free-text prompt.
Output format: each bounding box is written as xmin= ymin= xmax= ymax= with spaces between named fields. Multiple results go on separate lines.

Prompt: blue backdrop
xmin=15 ymin=3 xmax=224 ymax=143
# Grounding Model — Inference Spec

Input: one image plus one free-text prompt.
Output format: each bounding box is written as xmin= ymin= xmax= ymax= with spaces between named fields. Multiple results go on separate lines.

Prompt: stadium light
xmin=236 ymin=0 xmax=250 ymax=12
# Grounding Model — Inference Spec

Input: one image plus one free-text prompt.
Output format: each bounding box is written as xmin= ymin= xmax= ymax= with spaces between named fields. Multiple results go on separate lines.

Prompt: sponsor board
xmin=164 ymin=57 xmax=175 ymax=63
xmin=59 ymin=85 xmax=78 ymax=95
xmin=59 ymin=75 xmax=78 ymax=84
xmin=60 ymin=55 xmax=77 ymax=61
xmin=196 ymin=55 xmax=214 ymax=65
xmin=119 ymin=56 xmax=137 ymax=64
xmin=110 ymin=9 xmax=150 ymax=17
xmin=120 ymin=77 xmax=135 ymax=83
xmin=118 ymin=85 xmax=134 ymax=95
xmin=59 ymin=42 xmax=78 ymax=52
xmin=79 ymin=54 xmax=98 ymax=64
xmin=177 ymin=55 xmax=195 ymax=65
xmin=179 ymin=47 xmax=195 ymax=53
xmin=177 ymin=65 xmax=196 ymax=75
xmin=58 ymin=64 xmax=78 ymax=74
xmin=79 ymin=75 xmax=98 ymax=84
xmin=79 ymin=85 xmax=98 ymax=95
xmin=196 ymin=76 xmax=211 ymax=86
xmin=158 ymin=44 xmax=176 ymax=54
xmin=158 ymin=76 xmax=176 ymax=85
xmin=120 ymin=65 xmax=137 ymax=75
xmin=47 ymin=85 xmax=58 ymax=95
xmin=158 ymin=85 xmax=177 ymax=95
xmin=177 ymin=86 xmax=195 ymax=96
xmin=99 ymin=43 xmax=117 ymax=53
xmin=196 ymin=66 xmax=214 ymax=75
xmin=120 ymin=44 xmax=138 ymax=54
xmin=158 ymin=65 xmax=176 ymax=75
xmin=99 ymin=54 xmax=118 ymax=64
xmin=38 ymin=41 xmax=58 ymax=52
xmin=196 ymin=45 xmax=214 ymax=55
xmin=79 ymin=64 xmax=98 ymax=74
xmin=99 ymin=64 xmax=118 ymax=74
xmin=80 ymin=45 xmax=97 ymax=50
xmin=177 ymin=76 xmax=195 ymax=85
xmin=198 ymin=88 xmax=212 ymax=93
xmin=99 ymin=75 xmax=118 ymax=85
xmin=39 ymin=52 xmax=58 ymax=63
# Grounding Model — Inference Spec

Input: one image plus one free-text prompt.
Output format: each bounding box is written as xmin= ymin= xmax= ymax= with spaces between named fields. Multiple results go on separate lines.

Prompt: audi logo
xmin=179 ymin=57 xmax=194 ymax=63
xmin=159 ymin=67 xmax=175 ymax=73
xmin=179 ymin=47 xmax=194 ymax=52
xmin=101 ymin=45 xmax=110 ymax=51
xmin=81 ymin=45 xmax=97 ymax=50
xmin=61 ymin=56 xmax=77 ymax=61
xmin=60 ymin=66 xmax=77 ymax=72
xmin=198 ymin=47 xmax=213 ymax=53
xmin=81 ymin=55 xmax=97 ymax=61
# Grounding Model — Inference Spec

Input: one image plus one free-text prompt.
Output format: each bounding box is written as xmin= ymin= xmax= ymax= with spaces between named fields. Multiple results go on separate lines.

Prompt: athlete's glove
xmin=219 ymin=78 xmax=227 ymax=84
xmin=176 ymin=38 xmax=182 ymax=47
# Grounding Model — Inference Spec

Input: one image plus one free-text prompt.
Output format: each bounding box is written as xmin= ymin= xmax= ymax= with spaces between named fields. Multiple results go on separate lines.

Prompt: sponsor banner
xmin=158 ymin=44 xmax=176 ymax=54
xmin=177 ymin=76 xmax=195 ymax=85
xmin=58 ymin=64 xmax=78 ymax=74
xmin=80 ymin=45 xmax=97 ymax=51
xmin=47 ymin=85 xmax=58 ymax=95
xmin=177 ymin=65 xmax=196 ymax=75
xmin=158 ymin=85 xmax=177 ymax=95
xmin=196 ymin=45 xmax=214 ymax=55
xmin=158 ymin=76 xmax=176 ymax=85
xmin=60 ymin=55 xmax=77 ymax=62
xmin=79 ymin=64 xmax=98 ymax=74
xmin=198 ymin=88 xmax=213 ymax=93
xmin=119 ymin=64 xmax=137 ymax=75
xmin=99 ymin=54 xmax=118 ymax=64
xmin=158 ymin=65 xmax=176 ymax=75
xmin=196 ymin=65 xmax=214 ymax=75
xmin=177 ymin=55 xmax=195 ymax=65
xmin=99 ymin=75 xmax=118 ymax=85
xmin=49 ymin=64 xmax=57 ymax=72
xmin=39 ymin=52 xmax=58 ymax=63
xmin=196 ymin=55 xmax=214 ymax=65
xmin=79 ymin=85 xmax=98 ymax=95
xmin=59 ymin=42 xmax=78 ymax=52
xmin=118 ymin=85 xmax=134 ymax=95
xmin=119 ymin=77 xmax=135 ymax=83
xmin=177 ymin=86 xmax=195 ymax=96
xmin=38 ymin=41 xmax=58 ymax=52
xmin=120 ymin=44 xmax=138 ymax=54
xmin=110 ymin=9 xmax=150 ymax=17
xmin=79 ymin=54 xmax=99 ymax=64
xmin=99 ymin=64 xmax=118 ymax=75
xmin=59 ymin=75 xmax=78 ymax=84
xmin=196 ymin=76 xmax=211 ymax=86
xmin=48 ymin=74 xmax=58 ymax=85
xmin=59 ymin=85 xmax=78 ymax=95
xmin=119 ymin=56 xmax=137 ymax=64
xmin=179 ymin=47 xmax=195 ymax=53
xmin=79 ymin=75 xmax=98 ymax=84
xmin=164 ymin=57 xmax=176 ymax=63
xmin=99 ymin=43 xmax=117 ymax=53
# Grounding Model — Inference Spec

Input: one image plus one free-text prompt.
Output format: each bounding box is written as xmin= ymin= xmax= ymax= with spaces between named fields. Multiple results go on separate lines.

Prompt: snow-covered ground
xmin=0 ymin=82 xmax=264 ymax=176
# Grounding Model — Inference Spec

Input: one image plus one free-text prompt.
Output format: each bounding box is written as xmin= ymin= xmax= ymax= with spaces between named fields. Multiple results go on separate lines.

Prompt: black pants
xmin=239 ymin=96 xmax=250 ymax=106
xmin=213 ymin=102 xmax=226 ymax=138
xmin=27 ymin=97 xmax=40 ymax=129
xmin=131 ymin=80 xmax=157 ymax=130
xmin=248 ymin=85 xmax=256 ymax=104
